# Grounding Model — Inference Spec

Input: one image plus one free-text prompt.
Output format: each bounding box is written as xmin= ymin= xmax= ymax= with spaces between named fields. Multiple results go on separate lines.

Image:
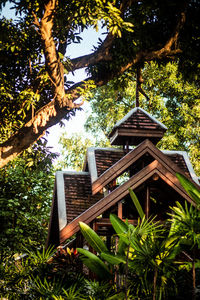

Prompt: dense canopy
xmin=0 ymin=0 xmax=200 ymax=167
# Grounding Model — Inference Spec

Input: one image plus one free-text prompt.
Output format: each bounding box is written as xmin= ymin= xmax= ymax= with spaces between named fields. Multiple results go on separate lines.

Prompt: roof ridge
xmin=112 ymin=107 xmax=167 ymax=131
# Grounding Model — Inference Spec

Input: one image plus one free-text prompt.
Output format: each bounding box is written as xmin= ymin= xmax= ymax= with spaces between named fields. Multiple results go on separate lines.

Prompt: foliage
xmin=56 ymin=131 xmax=110 ymax=171
xmin=58 ymin=62 xmax=200 ymax=175
xmin=176 ymin=172 xmax=200 ymax=206
xmin=0 ymin=245 xmax=56 ymax=299
xmin=0 ymin=138 xmax=57 ymax=260
xmin=168 ymin=172 xmax=200 ymax=296
xmin=85 ymin=61 xmax=200 ymax=176
xmin=0 ymin=244 xmax=123 ymax=299
xmin=82 ymin=280 xmax=123 ymax=300
xmin=77 ymin=189 xmax=181 ymax=299
xmin=0 ymin=0 xmax=200 ymax=167
xmin=56 ymin=133 xmax=93 ymax=171
xmin=1 ymin=243 xmax=85 ymax=299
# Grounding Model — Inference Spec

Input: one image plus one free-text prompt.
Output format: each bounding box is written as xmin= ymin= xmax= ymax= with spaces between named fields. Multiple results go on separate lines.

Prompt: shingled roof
xmin=84 ymin=147 xmax=193 ymax=184
xmin=47 ymin=108 xmax=199 ymax=247
xmin=59 ymin=158 xmax=197 ymax=243
xmin=64 ymin=172 xmax=102 ymax=224
xmin=108 ymin=107 xmax=167 ymax=146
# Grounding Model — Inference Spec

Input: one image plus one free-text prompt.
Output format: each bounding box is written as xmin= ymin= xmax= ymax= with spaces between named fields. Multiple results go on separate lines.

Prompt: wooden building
xmin=47 ymin=107 xmax=200 ymax=248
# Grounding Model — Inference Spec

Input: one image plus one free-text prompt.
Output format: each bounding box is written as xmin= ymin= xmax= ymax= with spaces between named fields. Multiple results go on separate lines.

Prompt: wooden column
xmin=118 ymin=201 xmax=123 ymax=219
xmin=92 ymin=220 xmax=97 ymax=232
xmin=76 ymin=232 xmax=84 ymax=273
xmin=145 ymin=185 xmax=150 ymax=219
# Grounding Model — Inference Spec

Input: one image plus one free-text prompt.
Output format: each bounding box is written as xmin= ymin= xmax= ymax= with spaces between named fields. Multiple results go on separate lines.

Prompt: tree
xmin=84 ymin=61 xmax=200 ymax=176
xmin=0 ymin=138 xmax=57 ymax=260
xmin=56 ymin=132 xmax=110 ymax=171
xmin=77 ymin=210 xmax=179 ymax=299
xmin=0 ymin=0 xmax=200 ymax=168
xmin=169 ymin=173 xmax=200 ymax=299
xmin=58 ymin=62 xmax=200 ymax=175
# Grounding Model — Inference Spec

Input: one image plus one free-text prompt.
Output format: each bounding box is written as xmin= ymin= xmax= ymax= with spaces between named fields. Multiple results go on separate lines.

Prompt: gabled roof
xmin=108 ymin=107 xmax=167 ymax=146
xmin=86 ymin=140 xmax=198 ymax=192
xmin=47 ymin=106 xmax=200 ymax=248
xmin=47 ymin=138 xmax=199 ymax=247
xmin=60 ymin=159 xmax=196 ymax=243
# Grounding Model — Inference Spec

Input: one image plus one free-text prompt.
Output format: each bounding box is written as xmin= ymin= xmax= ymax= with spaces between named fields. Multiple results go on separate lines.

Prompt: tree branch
xmin=71 ymin=33 xmax=114 ymax=71
xmin=70 ymin=0 xmax=139 ymax=71
xmin=0 ymin=0 xmax=188 ymax=168
xmin=71 ymin=1 xmax=186 ymax=77
xmin=0 ymin=82 xmax=84 ymax=168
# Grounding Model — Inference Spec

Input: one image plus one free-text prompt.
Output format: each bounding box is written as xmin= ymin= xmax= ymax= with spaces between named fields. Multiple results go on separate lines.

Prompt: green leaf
xmin=77 ymin=248 xmax=111 ymax=279
xmin=176 ymin=173 xmax=200 ymax=205
xmin=101 ymin=252 xmax=126 ymax=265
xmin=106 ymin=292 xmax=125 ymax=300
xmin=129 ymin=188 xmax=145 ymax=219
xmin=110 ymin=213 xmax=128 ymax=234
xmin=79 ymin=222 xmax=108 ymax=253
xmin=110 ymin=214 xmax=130 ymax=245
xmin=117 ymin=237 xmax=128 ymax=255
xmin=58 ymin=52 xmax=64 ymax=60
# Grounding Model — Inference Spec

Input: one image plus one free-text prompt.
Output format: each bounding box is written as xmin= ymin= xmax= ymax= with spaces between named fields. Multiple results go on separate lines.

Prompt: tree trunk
xmin=192 ymin=258 xmax=196 ymax=300
xmin=153 ymin=267 xmax=158 ymax=300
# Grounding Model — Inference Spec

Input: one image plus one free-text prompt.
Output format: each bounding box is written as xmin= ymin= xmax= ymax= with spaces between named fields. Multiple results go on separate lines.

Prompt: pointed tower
xmin=108 ymin=107 xmax=167 ymax=147
xmin=47 ymin=106 xmax=199 ymax=248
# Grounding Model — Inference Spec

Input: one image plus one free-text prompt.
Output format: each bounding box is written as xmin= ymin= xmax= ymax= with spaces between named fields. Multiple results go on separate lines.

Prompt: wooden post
xmin=76 ymin=232 xmax=84 ymax=273
xmin=92 ymin=220 xmax=97 ymax=232
xmin=145 ymin=185 xmax=150 ymax=219
xmin=118 ymin=201 xmax=123 ymax=219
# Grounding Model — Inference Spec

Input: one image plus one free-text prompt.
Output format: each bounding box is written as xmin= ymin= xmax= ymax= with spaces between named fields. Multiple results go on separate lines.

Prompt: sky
xmin=1 ymin=3 xmax=104 ymax=154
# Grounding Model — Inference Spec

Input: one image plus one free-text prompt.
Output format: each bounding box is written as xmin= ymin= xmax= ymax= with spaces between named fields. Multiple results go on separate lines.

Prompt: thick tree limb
xmin=0 ymin=0 xmax=83 ymax=168
xmin=71 ymin=33 xmax=114 ymax=71
xmin=40 ymin=0 xmax=65 ymax=106
xmin=0 ymin=81 xmax=85 ymax=168
xmin=71 ymin=2 xmax=186 ymax=73
xmin=0 ymin=0 xmax=188 ymax=168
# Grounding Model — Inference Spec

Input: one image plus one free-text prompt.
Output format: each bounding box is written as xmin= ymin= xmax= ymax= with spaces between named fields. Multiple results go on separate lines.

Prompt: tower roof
xmin=108 ymin=107 xmax=167 ymax=146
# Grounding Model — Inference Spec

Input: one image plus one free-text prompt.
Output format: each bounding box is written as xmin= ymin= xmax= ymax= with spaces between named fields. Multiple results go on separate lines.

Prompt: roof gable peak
xmin=114 ymin=107 xmax=167 ymax=130
xmin=109 ymin=107 xmax=167 ymax=146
